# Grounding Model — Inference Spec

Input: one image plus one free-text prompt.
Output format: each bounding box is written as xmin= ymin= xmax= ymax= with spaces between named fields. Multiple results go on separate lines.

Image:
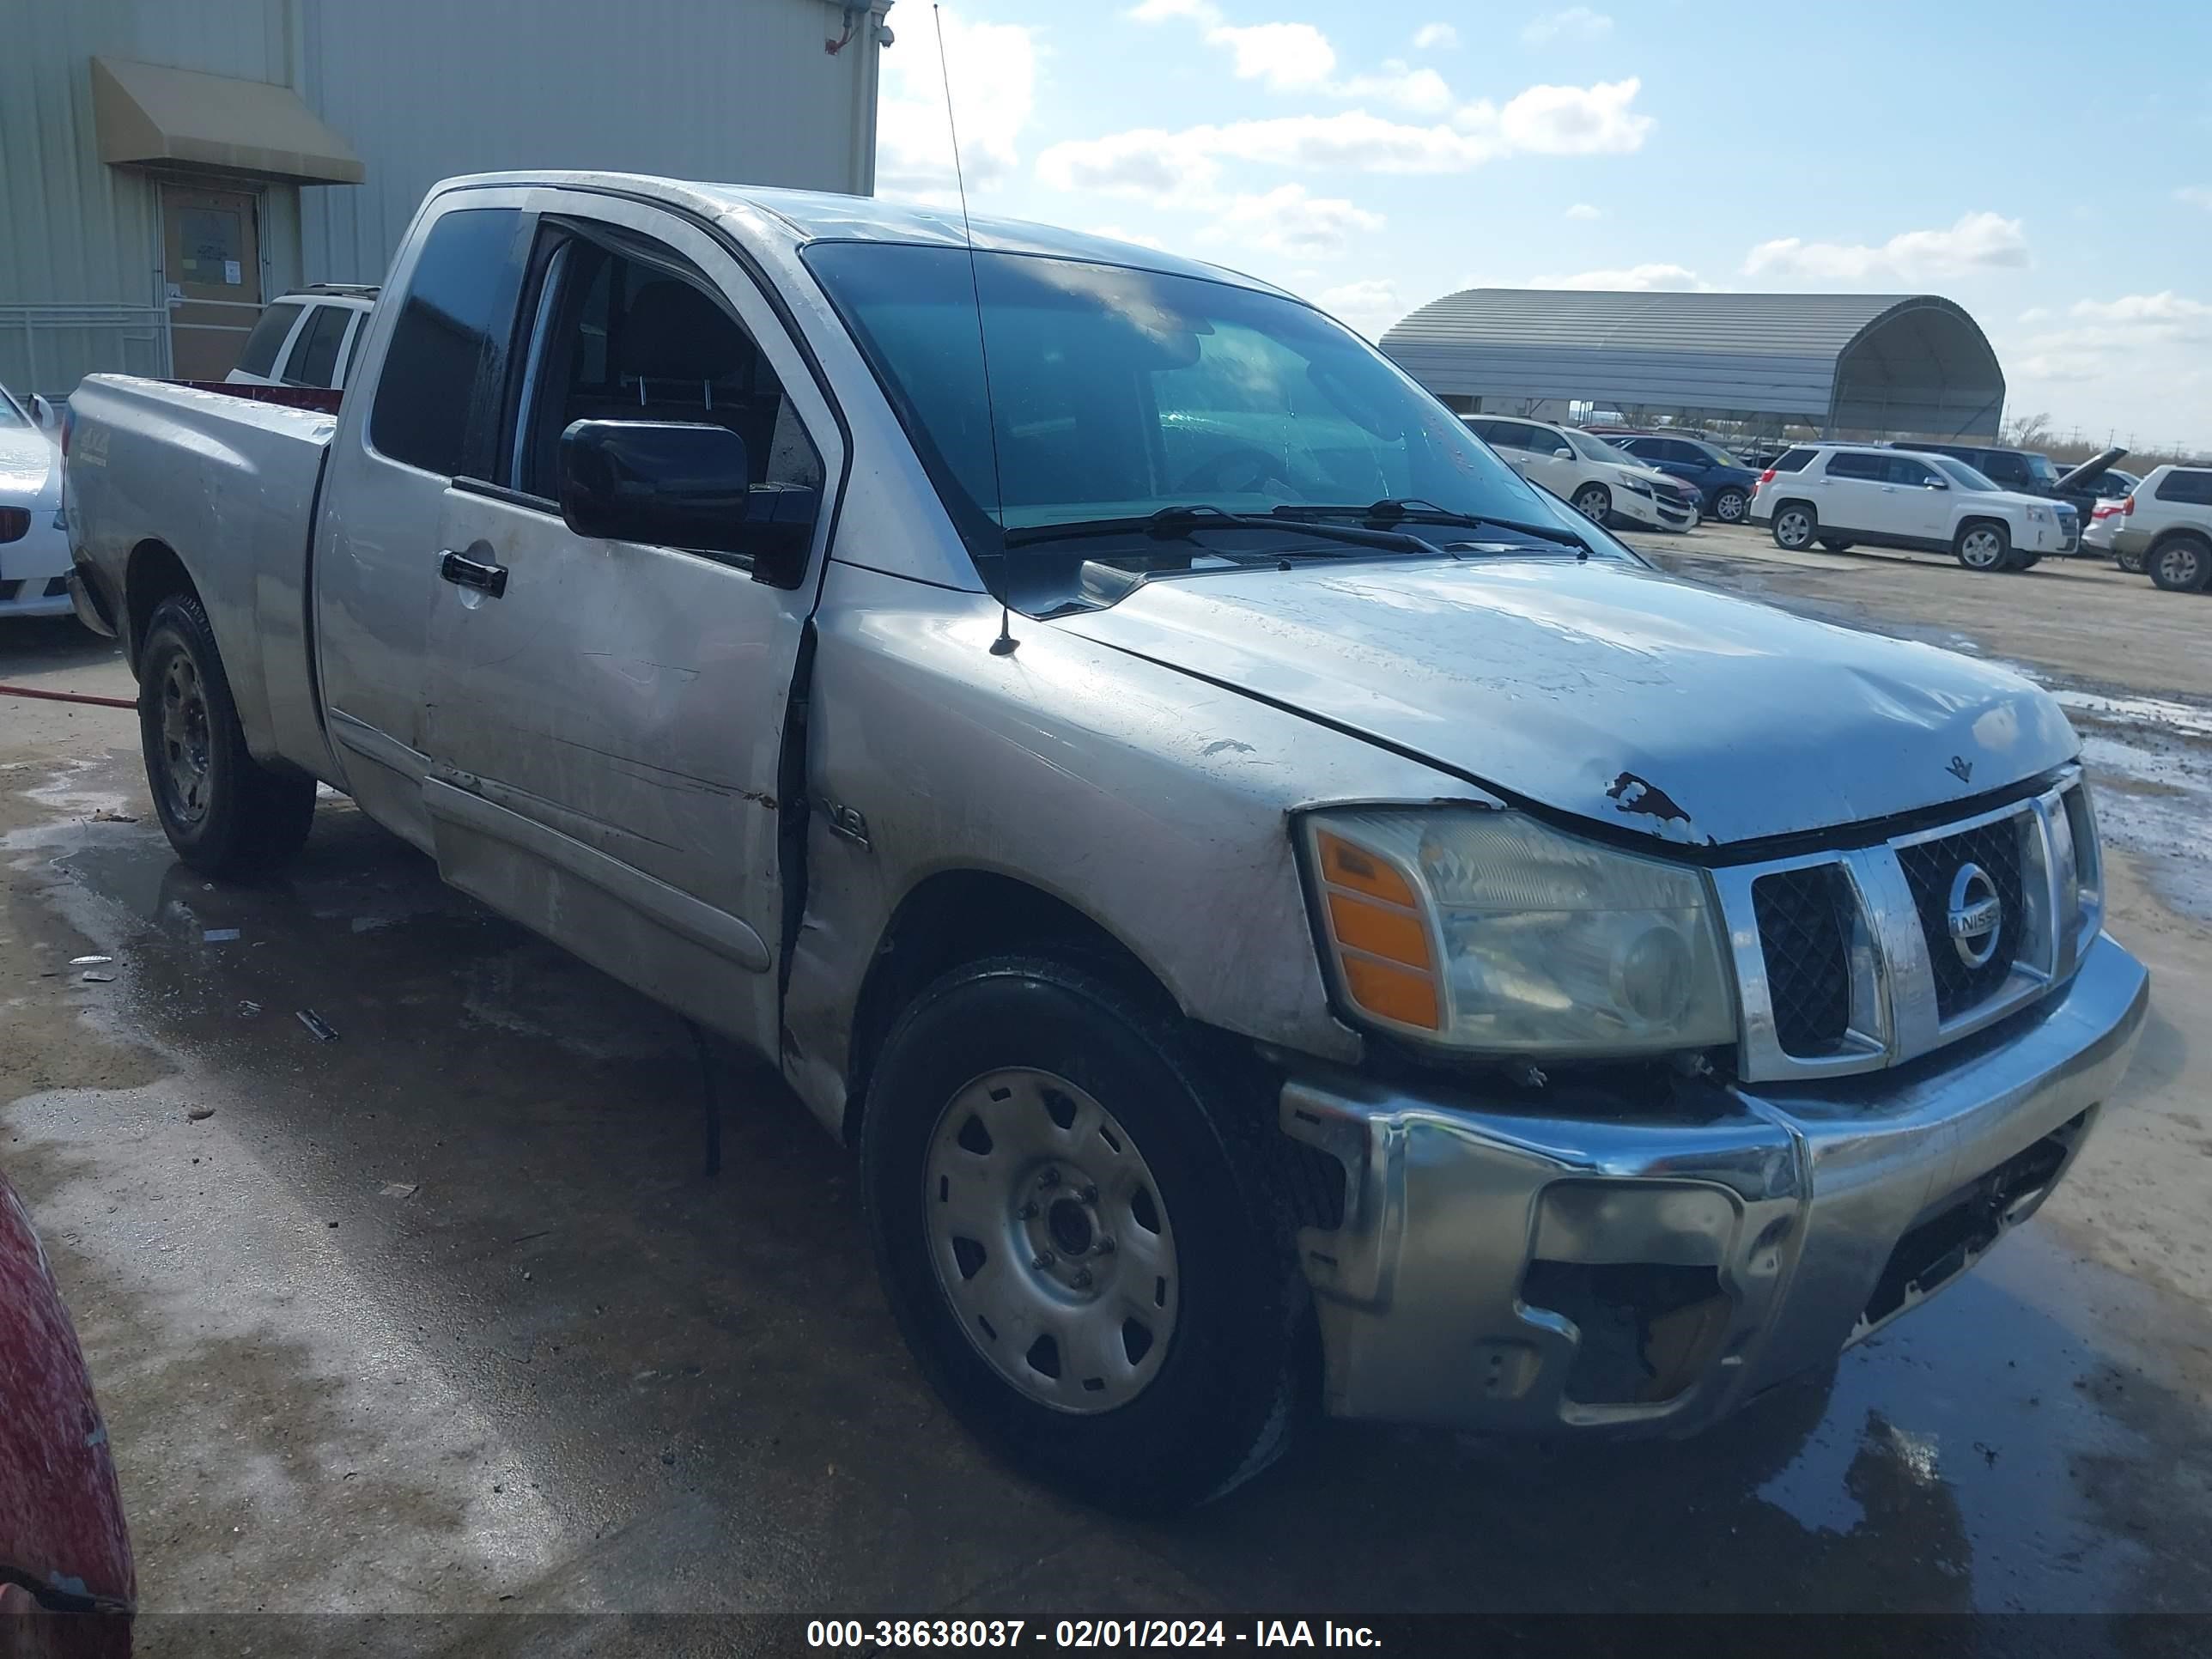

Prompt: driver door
xmin=419 ymin=196 xmax=842 ymax=1055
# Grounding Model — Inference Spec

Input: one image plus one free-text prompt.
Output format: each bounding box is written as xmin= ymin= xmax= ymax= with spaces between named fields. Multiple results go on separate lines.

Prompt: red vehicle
xmin=0 ymin=1170 xmax=133 ymax=1655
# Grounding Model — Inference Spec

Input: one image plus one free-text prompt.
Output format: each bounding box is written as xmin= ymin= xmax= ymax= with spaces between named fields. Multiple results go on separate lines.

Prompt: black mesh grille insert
xmin=1897 ymin=817 xmax=2027 ymax=1020
xmin=1753 ymin=865 xmax=1854 ymax=1055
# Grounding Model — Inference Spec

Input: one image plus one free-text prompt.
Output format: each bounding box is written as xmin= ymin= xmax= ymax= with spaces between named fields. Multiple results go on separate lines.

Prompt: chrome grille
xmin=1713 ymin=770 xmax=2100 ymax=1085
xmin=1895 ymin=816 xmax=2027 ymax=1020
xmin=1751 ymin=866 xmax=1852 ymax=1055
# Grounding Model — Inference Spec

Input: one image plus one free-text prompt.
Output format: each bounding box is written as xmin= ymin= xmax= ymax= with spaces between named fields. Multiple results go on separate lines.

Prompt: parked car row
xmin=1459 ymin=416 xmax=1700 ymax=531
xmin=1747 ymin=442 xmax=2078 ymax=570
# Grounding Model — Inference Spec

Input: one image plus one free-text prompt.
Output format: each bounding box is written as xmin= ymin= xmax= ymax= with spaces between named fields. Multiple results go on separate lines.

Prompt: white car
xmin=2108 ymin=465 xmax=2212 ymax=592
xmin=1462 ymin=416 xmax=1698 ymax=531
xmin=0 ymin=382 xmax=70 ymax=619
xmin=2081 ymin=497 xmax=2125 ymax=561
xmin=226 ymin=285 xmax=379 ymax=391
xmin=1750 ymin=442 xmax=2075 ymax=572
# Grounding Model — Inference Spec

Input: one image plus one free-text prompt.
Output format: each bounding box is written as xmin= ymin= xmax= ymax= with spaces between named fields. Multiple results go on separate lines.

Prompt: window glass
xmin=1886 ymin=456 xmax=1938 ymax=487
xmin=284 ymin=304 xmax=354 ymax=387
xmin=369 ymin=208 xmax=527 ymax=477
xmin=1564 ymin=428 xmax=1635 ymax=465
xmin=0 ymin=390 xmax=29 ymax=429
xmin=1826 ymin=451 xmax=1887 ymax=481
xmin=1483 ymin=421 xmax=1542 ymax=451
xmin=2022 ymin=453 xmax=2063 ymax=488
xmin=1771 ymin=447 xmax=1816 ymax=472
xmin=803 ymin=241 xmax=1553 ymax=565
xmin=1978 ymin=452 xmax=2030 ymax=487
xmin=1929 ymin=456 xmax=1998 ymax=491
xmin=514 ymin=231 xmax=822 ymax=507
xmin=235 ymin=302 xmax=302 ymax=378
xmin=2156 ymin=469 xmax=2212 ymax=504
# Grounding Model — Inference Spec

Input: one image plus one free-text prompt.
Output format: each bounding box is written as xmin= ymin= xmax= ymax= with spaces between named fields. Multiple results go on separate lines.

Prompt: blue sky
xmin=877 ymin=0 xmax=2212 ymax=451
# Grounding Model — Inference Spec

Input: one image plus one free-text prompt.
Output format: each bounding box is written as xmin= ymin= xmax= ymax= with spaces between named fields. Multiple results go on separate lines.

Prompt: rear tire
xmin=1771 ymin=504 xmax=1816 ymax=550
xmin=138 ymin=593 xmax=317 ymax=878
xmin=1712 ymin=487 xmax=1749 ymax=524
xmin=1954 ymin=521 xmax=2012 ymax=572
xmin=860 ymin=956 xmax=1305 ymax=1514
xmin=2117 ymin=543 xmax=2146 ymax=574
xmin=2149 ymin=533 xmax=2212 ymax=592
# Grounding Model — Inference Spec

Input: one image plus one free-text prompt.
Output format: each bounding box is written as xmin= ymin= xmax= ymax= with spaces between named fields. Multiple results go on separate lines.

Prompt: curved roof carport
xmin=1379 ymin=289 xmax=2004 ymax=440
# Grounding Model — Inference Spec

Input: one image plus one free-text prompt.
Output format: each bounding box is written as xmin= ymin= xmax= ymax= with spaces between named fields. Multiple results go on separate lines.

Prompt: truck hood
xmin=1053 ymin=557 xmax=2078 ymax=847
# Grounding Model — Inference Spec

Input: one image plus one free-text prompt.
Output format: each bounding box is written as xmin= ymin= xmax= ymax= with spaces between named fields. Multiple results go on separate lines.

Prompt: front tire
xmin=137 ymin=593 xmax=317 ymax=878
xmin=1954 ymin=521 xmax=2012 ymax=572
xmin=861 ymin=957 xmax=1304 ymax=1514
xmin=2149 ymin=533 xmax=2212 ymax=592
xmin=1816 ymin=537 xmax=1855 ymax=553
xmin=1771 ymin=503 xmax=1816 ymax=550
xmin=1712 ymin=487 xmax=1749 ymax=525
xmin=1571 ymin=483 xmax=1613 ymax=522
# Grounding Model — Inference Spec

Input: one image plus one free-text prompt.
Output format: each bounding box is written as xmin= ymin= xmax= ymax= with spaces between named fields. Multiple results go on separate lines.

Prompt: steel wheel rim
xmin=1961 ymin=529 xmax=2004 ymax=568
xmin=1572 ymin=487 xmax=1608 ymax=520
xmin=159 ymin=653 xmax=212 ymax=825
xmin=923 ymin=1066 xmax=1178 ymax=1414
xmin=2156 ymin=545 xmax=2201 ymax=586
xmin=1777 ymin=510 xmax=1811 ymax=548
xmin=1717 ymin=491 xmax=1746 ymax=522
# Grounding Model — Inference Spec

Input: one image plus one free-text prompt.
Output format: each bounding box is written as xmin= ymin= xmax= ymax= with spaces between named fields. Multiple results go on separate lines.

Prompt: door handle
xmin=440 ymin=549 xmax=508 ymax=598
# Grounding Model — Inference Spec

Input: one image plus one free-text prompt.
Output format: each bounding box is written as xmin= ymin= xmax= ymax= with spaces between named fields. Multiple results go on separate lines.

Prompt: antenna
xmin=933 ymin=3 xmax=1017 ymax=656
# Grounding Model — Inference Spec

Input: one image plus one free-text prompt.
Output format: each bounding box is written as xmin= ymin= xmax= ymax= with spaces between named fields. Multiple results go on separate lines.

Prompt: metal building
xmin=1382 ymin=288 xmax=2007 ymax=441
xmin=1 ymin=0 xmax=890 ymax=396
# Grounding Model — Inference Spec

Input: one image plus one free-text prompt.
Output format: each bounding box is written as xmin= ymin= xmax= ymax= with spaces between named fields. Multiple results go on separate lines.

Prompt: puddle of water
xmin=2051 ymin=688 xmax=2212 ymax=743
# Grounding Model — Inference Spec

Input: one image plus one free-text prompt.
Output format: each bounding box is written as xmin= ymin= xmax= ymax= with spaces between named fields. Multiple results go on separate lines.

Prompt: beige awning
xmin=92 ymin=56 xmax=364 ymax=186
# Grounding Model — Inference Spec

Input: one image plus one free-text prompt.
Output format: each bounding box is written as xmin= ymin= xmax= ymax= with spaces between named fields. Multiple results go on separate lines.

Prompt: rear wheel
xmin=1712 ymin=487 xmax=1749 ymax=524
xmin=2149 ymin=534 xmax=2212 ymax=592
xmin=1954 ymin=522 xmax=2012 ymax=572
xmin=138 ymin=594 xmax=317 ymax=878
xmin=2117 ymin=543 xmax=2147 ymax=574
xmin=1571 ymin=483 xmax=1613 ymax=522
xmin=861 ymin=957 xmax=1305 ymax=1513
xmin=1771 ymin=504 xmax=1816 ymax=550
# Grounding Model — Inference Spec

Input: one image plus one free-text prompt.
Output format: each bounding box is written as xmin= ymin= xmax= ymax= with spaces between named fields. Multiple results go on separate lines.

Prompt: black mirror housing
xmin=557 ymin=420 xmax=818 ymax=585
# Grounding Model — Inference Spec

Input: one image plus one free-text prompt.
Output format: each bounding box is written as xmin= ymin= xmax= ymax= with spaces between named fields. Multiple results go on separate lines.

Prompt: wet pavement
xmin=4 ymin=531 xmax=2212 ymax=1642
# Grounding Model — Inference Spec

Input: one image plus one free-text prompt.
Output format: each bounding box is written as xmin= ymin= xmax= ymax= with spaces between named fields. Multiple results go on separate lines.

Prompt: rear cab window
xmin=235 ymin=301 xmax=304 ymax=378
xmin=368 ymin=208 xmax=530 ymax=477
xmin=283 ymin=303 xmax=355 ymax=388
xmin=1770 ymin=447 xmax=1816 ymax=472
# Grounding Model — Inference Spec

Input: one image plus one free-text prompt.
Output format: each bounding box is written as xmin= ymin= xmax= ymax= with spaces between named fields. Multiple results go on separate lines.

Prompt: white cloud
xmin=1462 ymin=78 xmax=1653 ymax=155
xmin=1564 ymin=202 xmax=1601 ymax=220
xmin=2008 ymin=292 xmax=2212 ymax=386
xmin=1127 ymin=0 xmax=1213 ymax=18
xmin=1521 ymin=6 xmax=1613 ymax=46
xmin=1529 ymin=263 xmax=1709 ymax=291
xmin=1036 ymin=126 xmax=1224 ymax=203
xmin=1313 ymin=277 xmax=1403 ymax=339
xmin=1208 ymin=21 xmax=1337 ymax=89
xmin=2069 ymin=292 xmax=2212 ymax=326
xmin=1413 ymin=22 xmax=1460 ymax=50
xmin=1199 ymin=184 xmax=1385 ymax=258
xmin=1742 ymin=210 xmax=2028 ymax=282
xmin=874 ymin=11 xmax=1038 ymax=202
xmin=2017 ymin=306 xmax=2052 ymax=323
xmin=2176 ymin=185 xmax=2212 ymax=210
xmin=1333 ymin=59 xmax=1454 ymax=114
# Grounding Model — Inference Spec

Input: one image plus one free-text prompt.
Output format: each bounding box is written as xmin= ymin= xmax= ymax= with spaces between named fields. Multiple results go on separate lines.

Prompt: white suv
xmin=2109 ymin=465 xmax=2212 ymax=592
xmin=1750 ymin=442 xmax=2075 ymax=572
xmin=1462 ymin=416 xmax=1697 ymax=531
xmin=227 ymin=286 xmax=379 ymax=392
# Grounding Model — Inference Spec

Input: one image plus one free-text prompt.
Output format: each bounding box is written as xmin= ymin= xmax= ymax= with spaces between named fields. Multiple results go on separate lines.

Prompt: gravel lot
xmin=3 ymin=523 xmax=2209 ymax=1648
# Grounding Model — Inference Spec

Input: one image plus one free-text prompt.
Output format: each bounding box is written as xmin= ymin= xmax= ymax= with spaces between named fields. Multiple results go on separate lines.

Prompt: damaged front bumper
xmin=1281 ymin=932 xmax=2148 ymax=1436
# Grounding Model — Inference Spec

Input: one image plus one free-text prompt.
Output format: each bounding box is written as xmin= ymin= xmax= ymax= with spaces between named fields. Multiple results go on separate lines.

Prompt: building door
xmin=161 ymin=182 xmax=262 ymax=379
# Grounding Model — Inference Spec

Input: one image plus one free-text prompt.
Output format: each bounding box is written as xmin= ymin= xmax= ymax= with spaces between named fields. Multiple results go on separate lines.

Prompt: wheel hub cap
xmin=924 ymin=1067 xmax=1177 ymax=1414
xmin=159 ymin=654 xmax=212 ymax=825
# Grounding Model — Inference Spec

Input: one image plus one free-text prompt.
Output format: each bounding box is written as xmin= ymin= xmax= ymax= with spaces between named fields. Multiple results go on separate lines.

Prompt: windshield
xmin=0 ymin=388 xmax=27 ymax=429
xmin=804 ymin=243 xmax=1587 ymax=569
xmin=1931 ymin=456 xmax=2001 ymax=491
xmin=1563 ymin=428 xmax=1638 ymax=466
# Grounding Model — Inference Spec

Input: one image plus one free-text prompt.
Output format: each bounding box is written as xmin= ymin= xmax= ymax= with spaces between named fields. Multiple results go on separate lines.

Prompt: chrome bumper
xmin=1281 ymin=933 xmax=2148 ymax=1436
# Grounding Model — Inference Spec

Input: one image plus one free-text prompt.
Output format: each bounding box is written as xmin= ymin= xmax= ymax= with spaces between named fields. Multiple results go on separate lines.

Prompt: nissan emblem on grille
xmin=1947 ymin=862 xmax=2004 ymax=969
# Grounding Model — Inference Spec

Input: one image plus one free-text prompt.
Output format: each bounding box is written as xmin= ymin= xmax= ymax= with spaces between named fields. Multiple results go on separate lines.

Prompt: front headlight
xmin=1621 ymin=475 xmax=1655 ymax=496
xmin=2026 ymin=506 xmax=2051 ymax=523
xmin=1302 ymin=809 xmax=1736 ymax=1057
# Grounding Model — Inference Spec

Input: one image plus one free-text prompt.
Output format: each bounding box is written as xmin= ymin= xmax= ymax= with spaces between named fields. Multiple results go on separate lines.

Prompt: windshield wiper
xmin=1273 ymin=498 xmax=1591 ymax=552
xmin=1002 ymin=503 xmax=1431 ymax=555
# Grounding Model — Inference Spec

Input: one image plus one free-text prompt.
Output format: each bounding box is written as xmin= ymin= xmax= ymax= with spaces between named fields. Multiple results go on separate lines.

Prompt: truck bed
xmin=64 ymin=375 xmax=338 ymax=774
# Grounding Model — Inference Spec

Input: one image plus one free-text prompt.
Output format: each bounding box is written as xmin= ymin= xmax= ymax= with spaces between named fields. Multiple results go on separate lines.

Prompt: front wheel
xmin=1571 ymin=483 xmax=1613 ymax=522
xmin=1954 ymin=522 xmax=2012 ymax=572
xmin=137 ymin=594 xmax=317 ymax=878
xmin=2149 ymin=534 xmax=2212 ymax=592
xmin=1771 ymin=504 xmax=1816 ymax=550
xmin=861 ymin=957 xmax=1304 ymax=1513
xmin=1712 ymin=487 xmax=1749 ymax=525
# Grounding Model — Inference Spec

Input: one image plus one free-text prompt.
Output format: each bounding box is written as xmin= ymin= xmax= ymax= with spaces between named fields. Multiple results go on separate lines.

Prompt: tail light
xmin=2123 ymin=493 xmax=2136 ymax=515
xmin=1758 ymin=468 xmax=1777 ymax=484
xmin=0 ymin=507 xmax=29 ymax=544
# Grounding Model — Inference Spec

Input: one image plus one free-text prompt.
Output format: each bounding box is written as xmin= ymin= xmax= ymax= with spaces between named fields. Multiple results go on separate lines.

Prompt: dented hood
xmin=1054 ymin=557 xmax=2078 ymax=847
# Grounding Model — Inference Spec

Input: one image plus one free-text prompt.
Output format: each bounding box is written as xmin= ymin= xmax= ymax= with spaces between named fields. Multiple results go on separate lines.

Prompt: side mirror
xmin=1553 ymin=446 xmax=1574 ymax=459
xmin=1925 ymin=477 xmax=1948 ymax=489
xmin=557 ymin=419 xmax=817 ymax=586
xmin=28 ymin=394 xmax=56 ymax=431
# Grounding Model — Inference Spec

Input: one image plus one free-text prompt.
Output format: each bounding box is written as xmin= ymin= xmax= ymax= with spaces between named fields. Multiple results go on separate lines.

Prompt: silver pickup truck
xmin=64 ymin=173 xmax=2148 ymax=1513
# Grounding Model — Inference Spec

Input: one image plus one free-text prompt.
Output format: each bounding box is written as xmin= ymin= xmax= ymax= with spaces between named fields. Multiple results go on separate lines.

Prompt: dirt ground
xmin=3 ymin=525 xmax=2209 ymax=1649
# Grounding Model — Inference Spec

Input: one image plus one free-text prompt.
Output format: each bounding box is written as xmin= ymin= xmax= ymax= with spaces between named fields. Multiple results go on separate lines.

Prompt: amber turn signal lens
xmin=1311 ymin=828 xmax=1441 ymax=1032
xmin=1316 ymin=830 xmax=1418 ymax=908
xmin=1340 ymin=956 xmax=1441 ymax=1031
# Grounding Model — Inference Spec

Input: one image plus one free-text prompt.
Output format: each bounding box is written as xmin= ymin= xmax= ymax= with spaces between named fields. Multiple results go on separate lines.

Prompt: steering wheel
xmin=1172 ymin=446 xmax=1294 ymax=498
